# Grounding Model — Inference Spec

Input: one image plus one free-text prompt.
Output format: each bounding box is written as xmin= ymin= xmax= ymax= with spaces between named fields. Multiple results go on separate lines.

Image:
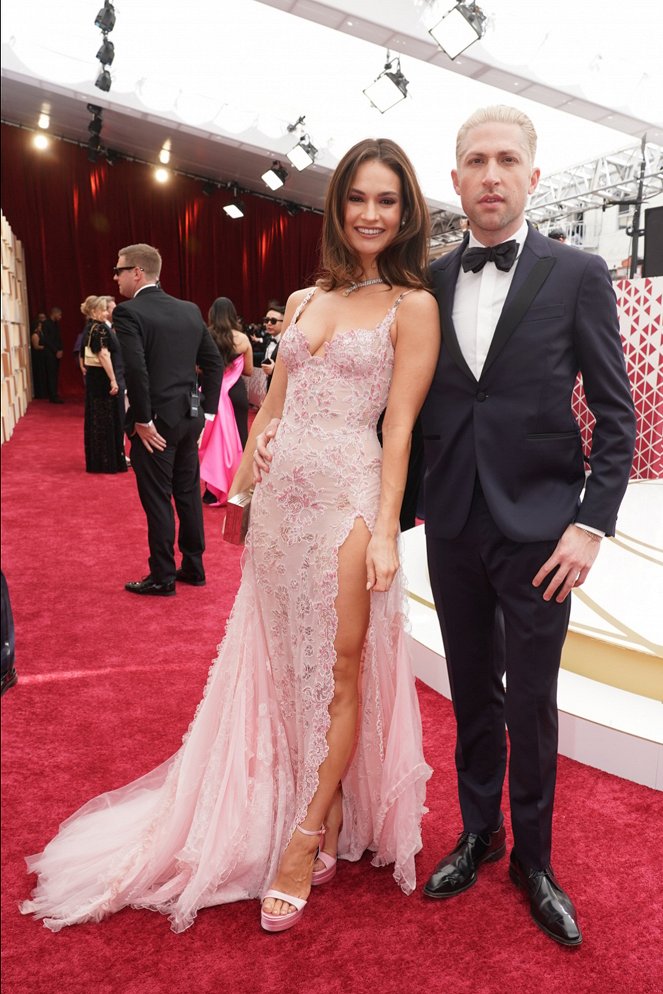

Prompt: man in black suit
xmin=112 ymin=244 xmax=223 ymax=596
xmin=421 ymin=107 xmax=636 ymax=946
xmin=40 ymin=307 xmax=64 ymax=403
xmin=260 ymin=303 xmax=285 ymax=392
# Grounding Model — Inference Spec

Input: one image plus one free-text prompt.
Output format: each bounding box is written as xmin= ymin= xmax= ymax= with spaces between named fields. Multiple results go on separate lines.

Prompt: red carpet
xmin=2 ymin=401 xmax=662 ymax=994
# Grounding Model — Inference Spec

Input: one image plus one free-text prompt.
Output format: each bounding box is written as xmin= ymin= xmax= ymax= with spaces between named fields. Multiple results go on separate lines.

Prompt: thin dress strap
xmin=392 ymin=289 xmax=417 ymax=311
xmin=291 ymin=287 xmax=317 ymax=325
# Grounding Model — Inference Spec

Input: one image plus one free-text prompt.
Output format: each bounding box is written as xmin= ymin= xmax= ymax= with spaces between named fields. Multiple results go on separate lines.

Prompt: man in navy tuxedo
xmin=112 ymin=244 xmax=222 ymax=596
xmin=421 ymin=107 xmax=636 ymax=946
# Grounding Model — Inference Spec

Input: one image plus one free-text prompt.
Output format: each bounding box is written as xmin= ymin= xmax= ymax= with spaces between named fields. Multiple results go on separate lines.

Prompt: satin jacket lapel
xmin=434 ymin=234 xmax=476 ymax=383
xmin=481 ymin=225 xmax=553 ymax=376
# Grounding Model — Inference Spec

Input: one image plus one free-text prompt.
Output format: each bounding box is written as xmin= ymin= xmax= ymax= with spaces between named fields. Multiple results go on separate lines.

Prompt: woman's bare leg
xmin=263 ymin=519 xmax=371 ymax=915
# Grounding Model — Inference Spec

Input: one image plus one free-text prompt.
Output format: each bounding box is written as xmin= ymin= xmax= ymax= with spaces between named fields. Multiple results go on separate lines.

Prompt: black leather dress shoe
xmin=175 ymin=569 xmax=206 ymax=587
xmin=423 ymin=824 xmax=506 ymax=898
xmin=124 ymin=575 xmax=176 ymax=596
xmin=509 ymin=850 xmax=582 ymax=947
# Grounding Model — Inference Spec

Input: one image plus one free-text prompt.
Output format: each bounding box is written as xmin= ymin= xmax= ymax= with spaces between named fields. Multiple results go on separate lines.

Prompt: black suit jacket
xmin=422 ymin=224 xmax=636 ymax=542
xmin=41 ymin=319 xmax=63 ymax=355
xmin=113 ymin=286 xmax=223 ymax=432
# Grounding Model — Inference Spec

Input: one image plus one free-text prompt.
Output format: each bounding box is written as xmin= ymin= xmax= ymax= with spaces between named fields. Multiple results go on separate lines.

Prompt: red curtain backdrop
xmin=1 ymin=123 xmax=323 ymax=396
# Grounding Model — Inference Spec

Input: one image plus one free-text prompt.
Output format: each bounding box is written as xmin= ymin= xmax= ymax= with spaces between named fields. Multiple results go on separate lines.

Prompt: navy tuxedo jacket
xmin=422 ymin=224 xmax=636 ymax=542
xmin=113 ymin=287 xmax=223 ymax=432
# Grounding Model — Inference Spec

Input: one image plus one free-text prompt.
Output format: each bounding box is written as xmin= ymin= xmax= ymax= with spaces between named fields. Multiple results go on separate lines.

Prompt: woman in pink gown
xmin=21 ymin=139 xmax=441 ymax=934
xmin=199 ymin=297 xmax=253 ymax=506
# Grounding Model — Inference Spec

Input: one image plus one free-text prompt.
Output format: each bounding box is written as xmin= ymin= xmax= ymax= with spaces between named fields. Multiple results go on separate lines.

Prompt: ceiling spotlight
xmin=38 ymin=111 xmax=50 ymax=130
xmin=88 ymin=135 xmax=102 ymax=152
xmin=105 ymin=148 xmax=119 ymax=166
xmin=96 ymin=38 xmax=115 ymax=66
xmin=94 ymin=1 xmax=116 ymax=33
xmin=261 ymin=161 xmax=288 ymax=191
xmin=155 ymin=167 xmax=170 ymax=184
xmin=33 ymin=134 xmax=49 ymax=151
xmin=88 ymin=144 xmax=99 ymax=163
xmin=429 ymin=1 xmax=487 ymax=60
xmin=201 ymin=180 xmax=217 ymax=197
xmin=363 ymin=55 xmax=409 ymax=113
xmin=159 ymin=141 xmax=171 ymax=165
xmin=223 ymin=200 xmax=245 ymax=219
xmin=95 ymin=68 xmax=112 ymax=92
xmin=88 ymin=117 xmax=103 ymax=136
xmin=287 ymin=135 xmax=318 ymax=171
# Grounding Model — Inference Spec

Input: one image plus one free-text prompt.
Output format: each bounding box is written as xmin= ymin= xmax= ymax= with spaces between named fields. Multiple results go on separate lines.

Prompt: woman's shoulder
xmin=394 ymin=286 xmax=437 ymax=316
xmin=287 ymin=286 xmax=317 ymax=308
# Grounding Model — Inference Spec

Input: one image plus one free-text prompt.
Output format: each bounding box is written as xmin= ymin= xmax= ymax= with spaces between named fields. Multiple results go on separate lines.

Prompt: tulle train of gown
xmin=21 ymin=288 xmax=432 ymax=933
xmin=198 ymin=356 xmax=244 ymax=503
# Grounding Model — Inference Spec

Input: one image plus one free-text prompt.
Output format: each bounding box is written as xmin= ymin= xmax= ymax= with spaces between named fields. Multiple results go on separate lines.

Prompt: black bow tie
xmin=461 ymin=240 xmax=519 ymax=274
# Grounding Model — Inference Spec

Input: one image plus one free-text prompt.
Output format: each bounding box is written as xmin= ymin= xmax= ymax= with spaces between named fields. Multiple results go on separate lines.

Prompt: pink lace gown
xmin=21 ymin=289 xmax=432 ymax=933
xmin=198 ymin=355 xmax=244 ymax=503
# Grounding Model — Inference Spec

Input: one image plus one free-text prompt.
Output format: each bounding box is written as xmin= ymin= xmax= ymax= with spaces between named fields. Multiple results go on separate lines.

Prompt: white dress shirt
xmin=452 ymin=219 xmax=528 ymax=381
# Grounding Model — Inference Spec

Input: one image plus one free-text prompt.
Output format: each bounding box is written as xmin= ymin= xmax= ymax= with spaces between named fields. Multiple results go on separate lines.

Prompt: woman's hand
xmin=109 ymin=380 xmax=119 ymax=396
xmin=253 ymin=418 xmax=281 ymax=483
xmin=365 ymin=532 xmax=399 ymax=592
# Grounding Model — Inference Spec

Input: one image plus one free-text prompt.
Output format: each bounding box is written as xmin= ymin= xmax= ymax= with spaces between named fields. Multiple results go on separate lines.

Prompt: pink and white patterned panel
xmin=572 ymin=276 xmax=663 ymax=480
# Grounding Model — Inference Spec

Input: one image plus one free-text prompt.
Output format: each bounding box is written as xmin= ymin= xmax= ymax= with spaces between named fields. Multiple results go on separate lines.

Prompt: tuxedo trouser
xmin=130 ymin=414 xmax=205 ymax=583
xmin=426 ymin=481 xmax=570 ymax=870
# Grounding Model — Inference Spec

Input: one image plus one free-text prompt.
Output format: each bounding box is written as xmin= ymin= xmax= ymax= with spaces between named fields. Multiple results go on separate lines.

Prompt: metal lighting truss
xmin=527 ymin=143 xmax=663 ymax=224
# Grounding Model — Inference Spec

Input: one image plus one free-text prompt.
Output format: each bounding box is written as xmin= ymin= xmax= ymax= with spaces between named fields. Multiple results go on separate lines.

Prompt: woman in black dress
xmin=81 ymin=296 xmax=127 ymax=474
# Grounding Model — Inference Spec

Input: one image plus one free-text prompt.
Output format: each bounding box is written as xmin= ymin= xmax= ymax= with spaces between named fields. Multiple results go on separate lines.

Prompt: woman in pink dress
xmin=21 ymin=138 xmax=441 ymax=934
xmin=199 ymin=297 xmax=253 ymax=506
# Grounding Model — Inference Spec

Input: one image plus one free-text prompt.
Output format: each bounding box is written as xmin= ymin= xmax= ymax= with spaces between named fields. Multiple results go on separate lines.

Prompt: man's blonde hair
xmin=118 ymin=243 xmax=163 ymax=279
xmin=456 ymin=106 xmax=537 ymax=165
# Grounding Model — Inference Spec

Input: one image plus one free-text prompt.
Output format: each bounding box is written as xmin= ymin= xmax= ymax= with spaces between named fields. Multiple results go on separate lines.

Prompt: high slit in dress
xmin=21 ymin=288 xmax=432 ymax=933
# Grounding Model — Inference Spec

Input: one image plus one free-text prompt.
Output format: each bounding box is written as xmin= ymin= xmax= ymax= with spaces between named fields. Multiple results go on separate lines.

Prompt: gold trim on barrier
xmin=406 ymin=590 xmax=436 ymax=611
xmin=611 ymin=534 xmax=663 ymax=561
xmin=571 ymin=588 xmax=663 ymax=657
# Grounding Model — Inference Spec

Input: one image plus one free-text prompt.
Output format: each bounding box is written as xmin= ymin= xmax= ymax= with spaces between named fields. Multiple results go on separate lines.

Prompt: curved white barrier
xmin=402 ymin=480 xmax=663 ymax=790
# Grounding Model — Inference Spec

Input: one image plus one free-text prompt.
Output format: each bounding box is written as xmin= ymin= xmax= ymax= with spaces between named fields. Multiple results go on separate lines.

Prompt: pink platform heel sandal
xmin=260 ymin=824 xmax=326 ymax=933
xmin=311 ymin=850 xmax=337 ymax=886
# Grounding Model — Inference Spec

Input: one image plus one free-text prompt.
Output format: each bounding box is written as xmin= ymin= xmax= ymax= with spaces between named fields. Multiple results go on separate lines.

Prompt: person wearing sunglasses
xmin=110 ymin=243 xmax=223 ymax=595
xmin=260 ymin=304 xmax=285 ymax=392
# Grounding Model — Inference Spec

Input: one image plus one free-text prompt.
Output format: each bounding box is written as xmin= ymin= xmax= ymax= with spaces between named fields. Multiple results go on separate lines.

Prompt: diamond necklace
xmin=342 ymin=277 xmax=386 ymax=297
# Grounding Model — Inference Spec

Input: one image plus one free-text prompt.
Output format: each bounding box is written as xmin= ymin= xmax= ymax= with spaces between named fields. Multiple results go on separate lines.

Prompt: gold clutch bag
xmin=84 ymin=345 xmax=102 ymax=367
xmin=223 ymin=489 xmax=253 ymax=545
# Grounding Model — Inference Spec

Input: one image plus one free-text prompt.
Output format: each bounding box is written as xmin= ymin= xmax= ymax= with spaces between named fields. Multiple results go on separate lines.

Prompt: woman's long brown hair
xmin=318 ymin=138 xmax=431 ymax=292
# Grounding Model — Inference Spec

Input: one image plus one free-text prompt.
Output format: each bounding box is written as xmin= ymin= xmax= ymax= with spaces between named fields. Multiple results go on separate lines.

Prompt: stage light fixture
xmin=96 ymin=38 xmax=115 ymax=66
xmin=94 ymin=1 xmax=116 ymax=33
xmin=223 ymin=200 xmax=245 ymax=219
xmin=287 ymin=135 xmax=318 ymax=171
xmin=88 ymin=117 xmax=103 ymax=136
xmin=88 ymin=135 xmax=102 ymax=152
xmin=38 ymin=112 xmax=50 ymax=130
xmin=155 ymin=167 xmax=170 ymax=184
xmin=201 ymin=181 xmax=217 ymax=197
xmin=33 ymin=134 xmax=49 ymax=150
xmin=261 ymin=161 xmax=288 ymax=191
xmin=95 ymin=68 xmax=112 ymax=92
xmin=87 ymin=103 xmax=102 ymax=115
xmin=429 ymin=1 xmax=487 ymax=60
xmin=363 ymin=55 xmax=409 ymax=113
xmin=105 ymin=148 xmax=119 ymax=166
xmin=159 ymin=142 xmax=171 ymax=165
